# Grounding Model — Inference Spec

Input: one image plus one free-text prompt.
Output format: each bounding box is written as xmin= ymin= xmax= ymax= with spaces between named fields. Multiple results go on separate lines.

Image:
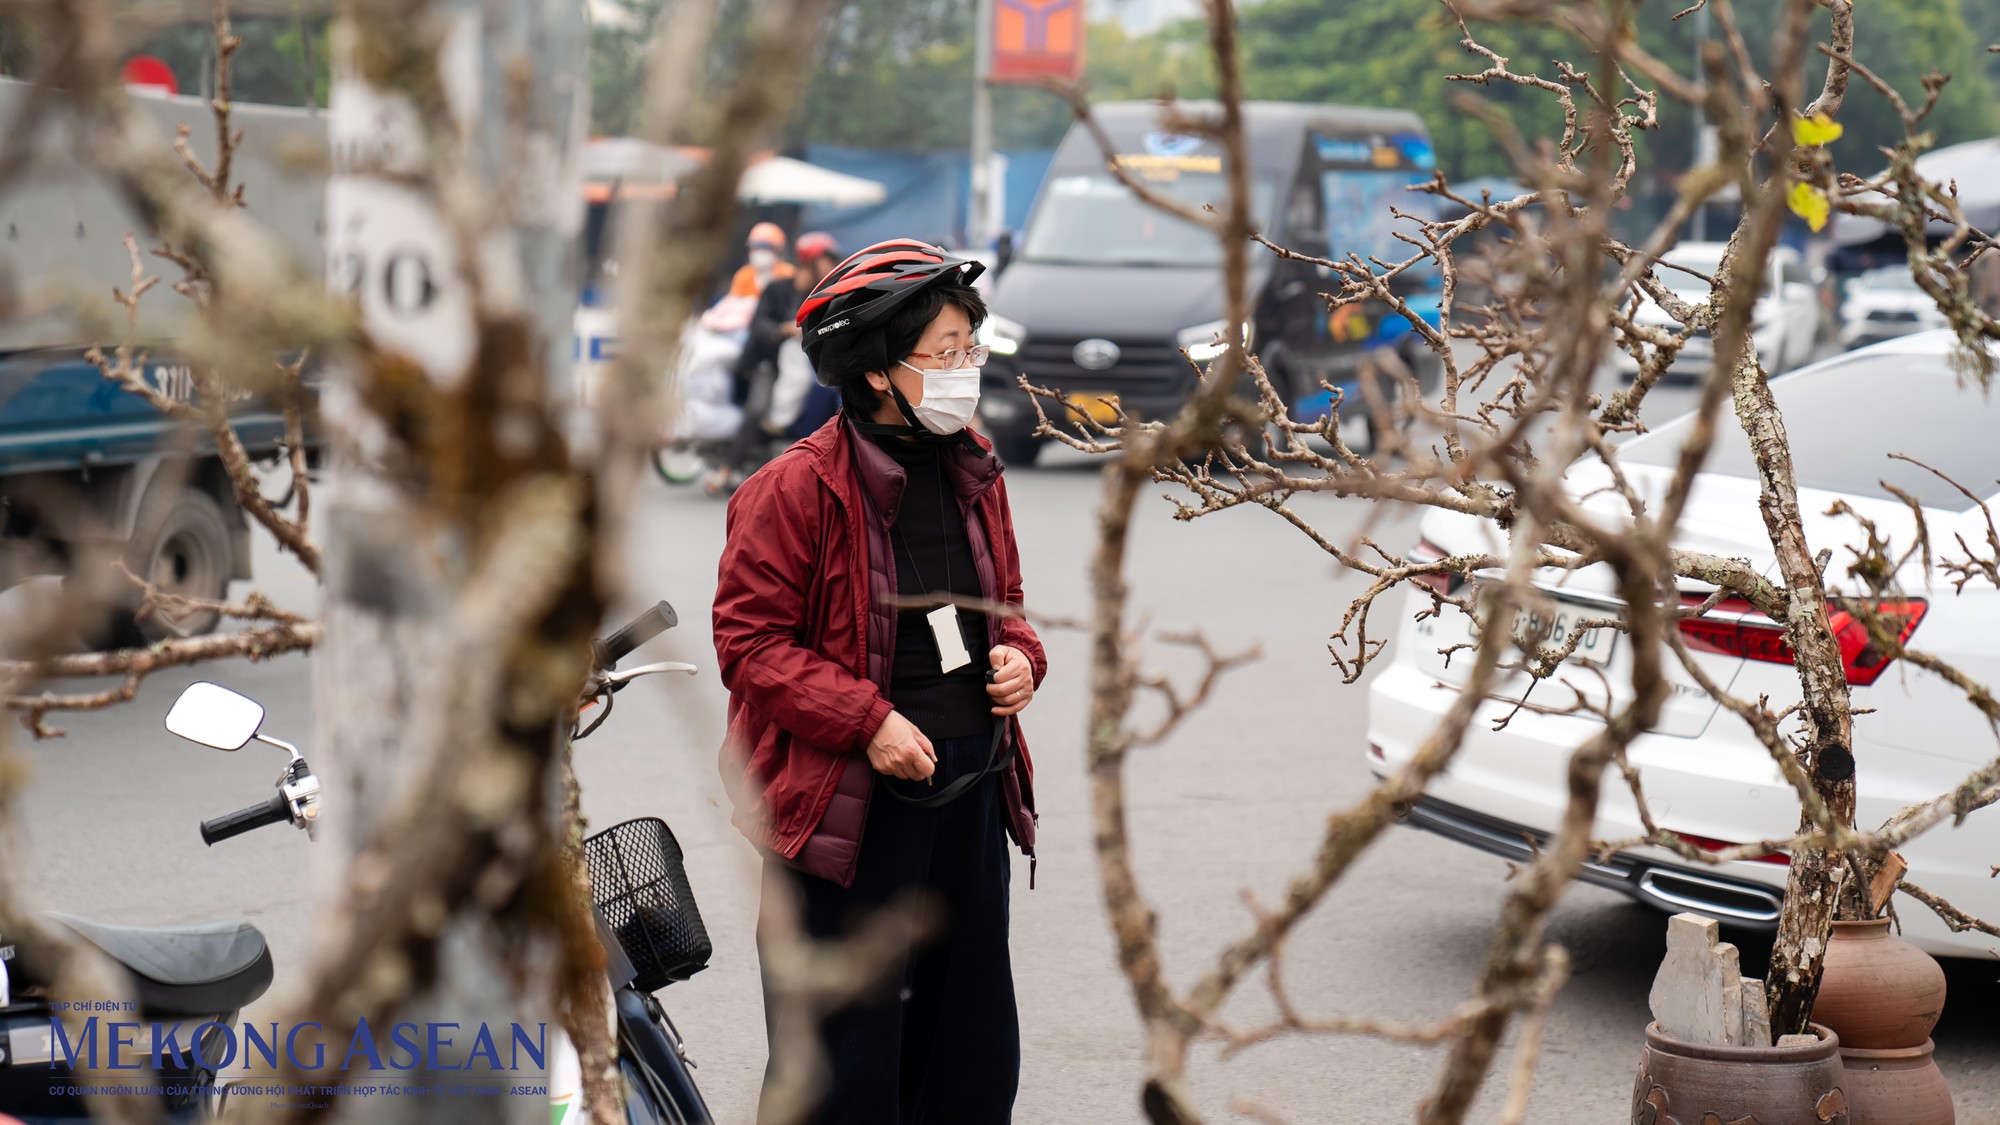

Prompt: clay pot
xmin=1841 ymin=1039 xmax=1954 ymax=1125
xmin=1633 ymin=1022 xmax=1851 ymax=1125
xmin=1812 ymin=918 xmax=1947 ymax=1050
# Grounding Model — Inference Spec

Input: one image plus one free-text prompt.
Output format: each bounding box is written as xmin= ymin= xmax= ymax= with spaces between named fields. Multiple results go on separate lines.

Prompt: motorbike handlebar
xmin=201 ymin=792 xmax=293 ymax=847
xmin=593 ymin=601 xmax=678 ymax=670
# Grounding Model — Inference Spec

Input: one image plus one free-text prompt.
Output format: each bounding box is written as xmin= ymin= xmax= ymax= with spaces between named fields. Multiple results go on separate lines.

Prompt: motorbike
xmin=654 ymin=338 xmax=834 ymax=488
xmin=0 ymin=602 xmax=715 ymax=1125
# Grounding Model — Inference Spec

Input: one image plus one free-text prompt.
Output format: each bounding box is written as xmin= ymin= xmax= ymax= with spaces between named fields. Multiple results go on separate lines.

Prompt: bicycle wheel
xmin=652 ymin=444 xmax=708 ymax=485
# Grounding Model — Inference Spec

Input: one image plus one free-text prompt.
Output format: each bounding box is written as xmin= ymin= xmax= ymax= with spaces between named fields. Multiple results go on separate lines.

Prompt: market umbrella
xmin=580 ymin=139 xmax=887 ymax=207
xmin=737 ymin=154 xmax=887 ymax=207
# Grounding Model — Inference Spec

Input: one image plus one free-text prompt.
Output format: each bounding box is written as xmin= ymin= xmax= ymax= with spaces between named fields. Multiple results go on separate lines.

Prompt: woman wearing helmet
xmin=711 ymin=239 xmax=1044 ymax=1124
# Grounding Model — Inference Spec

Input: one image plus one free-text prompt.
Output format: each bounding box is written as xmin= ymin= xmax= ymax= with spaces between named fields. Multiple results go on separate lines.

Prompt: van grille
xmin=1018 ymin=336 xmax=1193 ymax=388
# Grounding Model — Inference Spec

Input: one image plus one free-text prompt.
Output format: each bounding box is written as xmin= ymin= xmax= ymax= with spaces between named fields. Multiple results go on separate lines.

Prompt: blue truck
xmin=0 ymin=78 xmax=325 ymax=644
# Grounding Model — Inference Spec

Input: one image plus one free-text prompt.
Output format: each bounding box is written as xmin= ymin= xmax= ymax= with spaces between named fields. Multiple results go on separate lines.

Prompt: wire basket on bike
xmin=583 ymin=816 xmax=712 ymax=991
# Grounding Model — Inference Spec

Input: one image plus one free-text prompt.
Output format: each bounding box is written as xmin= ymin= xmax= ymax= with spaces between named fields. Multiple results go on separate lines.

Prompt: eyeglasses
xmin=904 ymin=344 xmax=991 ymax=371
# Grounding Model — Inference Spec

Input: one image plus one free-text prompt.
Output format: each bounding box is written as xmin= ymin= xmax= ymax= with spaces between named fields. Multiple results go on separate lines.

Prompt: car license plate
xmin=1475 ymin=600 xmax=1620 ymax=667
xmin=1063 ymin=391 xmax=1121 ymax=425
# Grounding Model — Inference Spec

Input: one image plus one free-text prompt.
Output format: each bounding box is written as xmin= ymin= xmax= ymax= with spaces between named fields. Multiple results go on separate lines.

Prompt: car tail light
xmin=1408 ymin=539 xmax=1468 ymax=596
xmin=1677 ymin=595 xmax=1926 ymax=686
xmin=1672 ymin=831 xmax=1790 ymax=866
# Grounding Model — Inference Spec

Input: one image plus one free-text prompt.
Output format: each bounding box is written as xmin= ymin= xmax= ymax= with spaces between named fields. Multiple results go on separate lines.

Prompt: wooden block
xmin=1740 ymin=977 xmax=1772 ymax=1047
xmin=1650 ymin=913 xmax=1745 ymax=1045
xmin=1777 ymin=1034 xmax=1818 ymax=1048
xmin=1869 ymin=850 xmax=1909 ymax=915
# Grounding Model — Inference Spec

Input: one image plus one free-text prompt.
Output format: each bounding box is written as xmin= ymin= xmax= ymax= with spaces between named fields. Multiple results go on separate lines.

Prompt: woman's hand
xmin=866 ymin=711 xmax=936 ymax=780
xmin=988 ymin=645 xmax=1035 ymax=716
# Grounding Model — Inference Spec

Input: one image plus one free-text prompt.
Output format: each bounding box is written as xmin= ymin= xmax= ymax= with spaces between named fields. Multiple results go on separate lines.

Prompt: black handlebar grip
xmin=594 ymin=600 xmax=678 ymax=669
xmin=200 ymin=793 xmax=292 ymax=847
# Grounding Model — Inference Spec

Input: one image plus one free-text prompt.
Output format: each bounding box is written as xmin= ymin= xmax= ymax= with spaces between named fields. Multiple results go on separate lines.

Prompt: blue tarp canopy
xmin=800 ymin=145 xmax=1056 ymax=252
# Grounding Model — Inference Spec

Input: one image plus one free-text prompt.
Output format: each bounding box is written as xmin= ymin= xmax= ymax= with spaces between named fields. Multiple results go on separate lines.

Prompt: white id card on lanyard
xmin=926 ymin=605 xmax=972 ymax=672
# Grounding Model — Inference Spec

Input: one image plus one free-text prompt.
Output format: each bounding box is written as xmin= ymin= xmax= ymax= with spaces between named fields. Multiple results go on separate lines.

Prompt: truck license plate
xmin=1063 ymin=391 xmax=1121 ymax=425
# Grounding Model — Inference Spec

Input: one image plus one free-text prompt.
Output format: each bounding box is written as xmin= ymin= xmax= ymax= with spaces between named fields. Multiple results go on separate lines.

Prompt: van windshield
xmin=1321 ymin=166 xmax=1439 ymax=283
xmin=1020 ymin=173 xmax=1274 ymax=267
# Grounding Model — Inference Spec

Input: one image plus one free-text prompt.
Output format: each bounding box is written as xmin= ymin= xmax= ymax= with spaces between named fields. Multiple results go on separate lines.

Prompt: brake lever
xmin=275 ymin=758 xmax=321 ymax=840
xmin=602 ymin=661 xmax=700 ymax=689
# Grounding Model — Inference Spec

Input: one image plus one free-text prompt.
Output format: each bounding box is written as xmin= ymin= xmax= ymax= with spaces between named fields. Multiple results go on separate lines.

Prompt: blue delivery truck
xmin=0 ymin=77 xmax=325 ymax=644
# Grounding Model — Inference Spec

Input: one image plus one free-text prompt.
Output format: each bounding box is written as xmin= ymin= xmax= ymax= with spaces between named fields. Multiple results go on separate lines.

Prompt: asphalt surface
xmin=12 ymin=353 xmax=2000 ymax=1123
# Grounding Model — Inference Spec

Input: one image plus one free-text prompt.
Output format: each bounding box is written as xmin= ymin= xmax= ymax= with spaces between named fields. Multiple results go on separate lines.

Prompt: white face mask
xmin=748 ymin=248 xmax=779 ymax=271
xmin=897 ymin=360 xmax=982 ymax=435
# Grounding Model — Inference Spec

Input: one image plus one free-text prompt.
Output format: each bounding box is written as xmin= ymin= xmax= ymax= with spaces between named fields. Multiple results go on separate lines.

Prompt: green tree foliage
xmin=136 ymin=14 xmax=330 ymax=108
xmin=1075 ymin=19 xmax=1214 ymax=103
xmin=1229 ymin=0 xmax=1994 ymax=185
xmin=783 ymin=0 xmax=1082 ymax=150
xmin=585 ymin=0 xmax=1218 ymax=150
xmin=590 ymin=1 xmax=659 ymax=137
xmin=1233 ymin=0 xmax=1570 ymax=182
xmin=1969 ymin=1 xmax=2000 ymax=94
xmin=579 ymin=0 xmax=1993 ymax=173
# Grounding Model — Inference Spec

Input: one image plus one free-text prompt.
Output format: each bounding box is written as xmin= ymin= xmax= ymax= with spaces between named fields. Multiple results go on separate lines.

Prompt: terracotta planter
xmin=1633 ymin=1022 xmax=1850 ymax=1125
xmin=1841 ymin=1039 xmax=1954 ymax=1125
xmin=1812 ymin=918 xmax=1946 ymax=1050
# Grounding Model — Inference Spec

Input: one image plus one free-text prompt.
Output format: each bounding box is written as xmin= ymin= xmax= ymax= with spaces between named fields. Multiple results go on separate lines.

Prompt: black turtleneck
xmin=874 ymin=434 xmax=993 ymax=740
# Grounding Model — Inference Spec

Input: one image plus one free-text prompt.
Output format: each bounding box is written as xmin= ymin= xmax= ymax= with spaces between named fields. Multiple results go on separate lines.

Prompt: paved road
xmin=13 ymin=356 xmax=1998 ymax=1122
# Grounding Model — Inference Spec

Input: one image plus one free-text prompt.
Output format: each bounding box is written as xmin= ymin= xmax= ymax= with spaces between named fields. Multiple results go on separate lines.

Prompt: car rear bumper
xmin=1367 ymin=657 xmax=2000 ymax=958
xmin=1391 ymin=791 xmax=1784 ymax=928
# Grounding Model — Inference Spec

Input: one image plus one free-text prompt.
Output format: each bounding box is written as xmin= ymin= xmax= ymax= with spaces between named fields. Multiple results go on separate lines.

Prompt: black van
xmin=976 ymin=101 xmax=1443 ymax=464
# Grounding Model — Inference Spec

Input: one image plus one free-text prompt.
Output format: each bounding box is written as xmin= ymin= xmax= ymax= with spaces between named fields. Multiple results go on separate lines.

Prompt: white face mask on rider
xmin=896 ymin=360 xmax=982 ymax=435
xmin=748 ymin=247 xmax=779 ymax=272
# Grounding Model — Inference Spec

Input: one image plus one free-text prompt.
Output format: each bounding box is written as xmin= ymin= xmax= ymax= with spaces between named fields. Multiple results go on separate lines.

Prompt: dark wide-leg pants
xmin=758 ymin=732 xmax=1020 ymax=1125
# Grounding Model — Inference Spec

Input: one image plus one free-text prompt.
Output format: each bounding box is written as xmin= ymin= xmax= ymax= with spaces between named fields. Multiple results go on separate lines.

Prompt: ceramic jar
xmin=1811 ymin=918 xmax=1953 ymax=1125
xmin=1633 ymin=1022 xmax=1849 ymax=1125
xmin=1839 ymin=1040 xmax=1955 ymax=1125
xmin=1813 ymin=919 xmax=1947 ymax=1048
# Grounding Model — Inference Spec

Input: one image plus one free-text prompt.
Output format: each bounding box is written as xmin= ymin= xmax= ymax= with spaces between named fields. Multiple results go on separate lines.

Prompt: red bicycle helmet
xmin=796 ymin=238 xmax=984 ymax=384
xmin=795 ymin=230 xmax=840 ymax=263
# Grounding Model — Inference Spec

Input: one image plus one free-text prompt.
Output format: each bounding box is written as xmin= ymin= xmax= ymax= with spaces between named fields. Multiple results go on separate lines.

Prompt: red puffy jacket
xmin=713 ymin=415 xmax=1044 ymax=887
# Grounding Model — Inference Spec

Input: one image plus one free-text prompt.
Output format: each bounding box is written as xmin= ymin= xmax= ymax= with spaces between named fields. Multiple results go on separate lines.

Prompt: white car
xmin=1369 ymin=332 xmax=2000 ymax=958
xmin=1839 ymin=266 xmax=1948 ymax=350
xmin=1611 ymin=242 xmax=1822 ymax=377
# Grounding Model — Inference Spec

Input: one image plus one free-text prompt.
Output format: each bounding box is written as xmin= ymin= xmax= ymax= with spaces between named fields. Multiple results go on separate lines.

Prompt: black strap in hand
xmin=884 ymin=721 xmax=1012 ymax=809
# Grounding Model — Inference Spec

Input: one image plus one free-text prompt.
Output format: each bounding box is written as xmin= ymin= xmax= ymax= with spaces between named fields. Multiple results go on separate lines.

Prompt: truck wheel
xmin=108 ymin=487 xmax=233 ymax=645
xmin=993 ymin=433 xmax=1042 ymax=467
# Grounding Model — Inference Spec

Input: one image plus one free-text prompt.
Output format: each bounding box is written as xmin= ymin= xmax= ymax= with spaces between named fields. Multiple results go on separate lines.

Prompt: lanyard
xmin=892 ymin=455 xmax=973 ymax=672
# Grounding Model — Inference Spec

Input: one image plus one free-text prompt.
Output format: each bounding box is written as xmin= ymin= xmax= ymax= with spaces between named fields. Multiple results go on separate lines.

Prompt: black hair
xmin=823 ymin=282 xmax=988 ymax=418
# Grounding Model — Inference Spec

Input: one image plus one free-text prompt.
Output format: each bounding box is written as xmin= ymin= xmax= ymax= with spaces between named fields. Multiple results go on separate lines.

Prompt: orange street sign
xmin=991 ymin=0 xmax=1085 ymax=84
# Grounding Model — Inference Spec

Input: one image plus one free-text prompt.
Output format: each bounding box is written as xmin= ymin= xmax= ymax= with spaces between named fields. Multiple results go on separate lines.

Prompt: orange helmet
xmin=746 ymin=221 xmax=787 ymax=251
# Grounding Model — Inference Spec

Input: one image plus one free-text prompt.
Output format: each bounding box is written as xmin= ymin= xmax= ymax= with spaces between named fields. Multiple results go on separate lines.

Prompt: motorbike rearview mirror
xmin=164 ymin=682 xmax=267 ymax=751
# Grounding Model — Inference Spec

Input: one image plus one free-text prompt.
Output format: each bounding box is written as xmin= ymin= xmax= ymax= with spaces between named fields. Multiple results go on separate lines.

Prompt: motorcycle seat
xmin=45 ymin=913 xmax=274 ymax=1017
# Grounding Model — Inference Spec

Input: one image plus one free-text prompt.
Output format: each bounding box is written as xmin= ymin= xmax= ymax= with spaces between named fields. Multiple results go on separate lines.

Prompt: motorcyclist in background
xmin=727 ymin=221 xmax=795 ymax=299
xmin=704 ymin=232 xmax=844 ymax=496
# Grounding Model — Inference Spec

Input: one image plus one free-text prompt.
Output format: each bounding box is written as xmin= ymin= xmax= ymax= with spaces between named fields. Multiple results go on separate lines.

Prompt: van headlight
xmin=1176 ymin=319 xmax=1253 ymax=362
xmin=978 ymin=313 xmax=1027 ymax=357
